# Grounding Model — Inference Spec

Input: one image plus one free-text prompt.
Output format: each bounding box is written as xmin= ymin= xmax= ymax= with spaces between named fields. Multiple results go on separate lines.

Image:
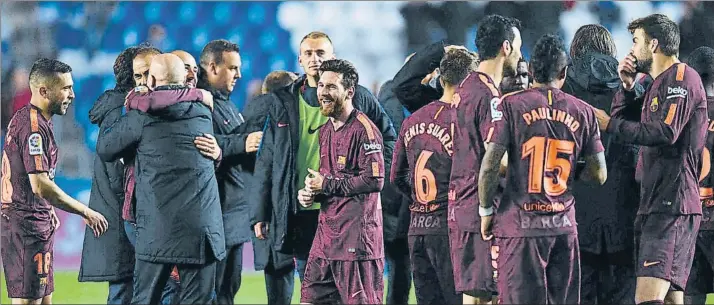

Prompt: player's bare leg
xmin=635 ymin=276 xmax=670 ymax=304
xmin=683 ymin=294 xmax=706 ymax=305
xmin=663 ymin=290 xmax=683 ymax=305
xmin=41 ymin=294 xmax=52 ymax=304
xmin=10 ymin=298 xmax=42 ymax=305
xmin=463 ymin=291 xmax=493 ymax=304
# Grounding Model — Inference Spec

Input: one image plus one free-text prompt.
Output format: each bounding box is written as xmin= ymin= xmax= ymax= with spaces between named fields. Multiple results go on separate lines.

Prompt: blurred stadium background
xmin=1 ymin=1 xmax=714 ymax=303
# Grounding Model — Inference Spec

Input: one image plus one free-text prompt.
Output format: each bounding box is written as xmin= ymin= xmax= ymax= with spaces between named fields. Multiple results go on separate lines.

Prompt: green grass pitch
xmin=1 ymin=271 xmax=417 ymax=304
xmin=4 ymin=271 xmax=714 ymax=304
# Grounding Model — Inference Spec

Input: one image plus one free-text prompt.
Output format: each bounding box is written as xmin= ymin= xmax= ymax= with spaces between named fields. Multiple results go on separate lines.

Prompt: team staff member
xmin=79 ymin=46 xmax=141 ymax=305
xmin=565 ymin=24 xmax=642 ymax=305
xmin=247 ymin=31 xmax=396 ymax=298
xmin=193 ymin=39 xmax=263 ymax=305
xmin=97 ymin=53 xmax=224 ymax=304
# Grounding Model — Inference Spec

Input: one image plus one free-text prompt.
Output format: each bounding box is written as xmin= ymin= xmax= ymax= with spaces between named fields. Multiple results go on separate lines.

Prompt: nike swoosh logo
xmin=643 ymin=261 xmax=660 ymax=267
xmin=307 ymin=124 xmax=326 ymax=134
xmin=277 ymin=122 xmax=288 ymax=127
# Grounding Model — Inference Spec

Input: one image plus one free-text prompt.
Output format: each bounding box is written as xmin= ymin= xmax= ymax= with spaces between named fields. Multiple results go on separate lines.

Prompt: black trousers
xmin=385 ymin=237 xmax=412 ymax=304
xmin=214 ymin=243 xmax=244 ymax=304
xmin=131 ymin=259 xmax=217 ymax=304
xmin=263 ymin=257 xmax=295 ymax=305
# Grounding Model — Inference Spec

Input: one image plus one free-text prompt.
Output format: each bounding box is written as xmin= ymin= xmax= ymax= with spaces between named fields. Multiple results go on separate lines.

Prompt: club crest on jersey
xmin=363 ymin=142 xmax=382 ymax=155
xmin=490 ymin=97 xmax=503 ymax=122
xmin=650 ymin=97 xmax=659 ymax=112
xmin=337 ymin=156 xmax=346 ymax=165
xmin=452 ymin=93 xmax=461 ymax=108
xmin=28 ymin=133 xmax=43 ymax=155
xmin=666 ymin=86 xmax=687 ymax=100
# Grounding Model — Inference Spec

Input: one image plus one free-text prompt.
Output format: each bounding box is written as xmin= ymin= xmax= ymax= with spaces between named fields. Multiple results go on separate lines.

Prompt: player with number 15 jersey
xmin=478 ymin=35 xmax=606 ymax=304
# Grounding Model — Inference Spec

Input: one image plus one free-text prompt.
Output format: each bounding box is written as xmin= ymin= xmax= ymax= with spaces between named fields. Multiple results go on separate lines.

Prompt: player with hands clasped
xmin=296 ymin=59 xmax=386 ymax=305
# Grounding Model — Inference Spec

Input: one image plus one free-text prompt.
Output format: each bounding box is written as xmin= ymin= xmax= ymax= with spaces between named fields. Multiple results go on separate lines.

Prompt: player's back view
xmin=478 ymin=34 xmax=607 ymax=304
xmin=392 ymin=47 xmax=478 ymax=304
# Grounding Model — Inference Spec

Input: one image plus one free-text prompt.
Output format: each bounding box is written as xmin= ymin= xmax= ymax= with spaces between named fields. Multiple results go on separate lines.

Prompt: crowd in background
xmin=1 ymin=0 xmax=713 ymax=203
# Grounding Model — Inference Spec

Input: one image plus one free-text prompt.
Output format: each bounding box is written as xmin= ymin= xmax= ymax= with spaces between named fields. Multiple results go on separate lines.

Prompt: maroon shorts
xmin=1 ymin=212 xmax=55 ymax=299
xmin=300 ymin=256 xmax=384 ymax=304
xmin=408 ymin=234 xmax=461 ymax=304
xmin=448 ymin=226 xmax=496 ymax=296
xmin=634 ymin=214 xmax=700 ymax=291
xmin=685 ymin=231 xmax=714 ymax=296
xmin=496 ymin=234 xmax=580 ymax=304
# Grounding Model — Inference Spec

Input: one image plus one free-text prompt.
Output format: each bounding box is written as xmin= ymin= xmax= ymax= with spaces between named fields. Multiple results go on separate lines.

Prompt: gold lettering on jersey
xmin=523 ymin=202 xmax=566 ymax=212
xmin=522 ymin=108 xmax=581 ymax=132
xmin=403 ymin=123 xmax=454 ymax=156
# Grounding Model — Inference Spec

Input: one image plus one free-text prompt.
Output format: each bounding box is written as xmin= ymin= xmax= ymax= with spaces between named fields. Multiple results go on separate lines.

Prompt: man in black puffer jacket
xmin=78 ymin=46 xmax=140 ymax=305
xmin=564 ymin=24 xmax=649 ymax=305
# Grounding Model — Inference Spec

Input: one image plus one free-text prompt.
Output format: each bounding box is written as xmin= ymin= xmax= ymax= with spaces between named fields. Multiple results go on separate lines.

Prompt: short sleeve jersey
xmin=1 ymin=105 xmax=58 ymax=223
xmin=490 ymin=88 xmax=604 ymax=237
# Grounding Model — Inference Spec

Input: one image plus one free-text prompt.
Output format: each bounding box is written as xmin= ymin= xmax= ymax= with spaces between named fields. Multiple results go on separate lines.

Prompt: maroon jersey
xmin=392 ymin=101 xmax=454 ymax=235
xmin=699 ymin=96 xmax=714 ymax=230
xmin=490 ymin=87 xmax=604 ymax=237
xmin=1 ymin=105 xmax=58 ymax=227
xmin=312 ymin=109 xmax=385 ymax=261
xmin=608 ymin=63 xmax=707 ymax=216
xmin=448 ymin=72 xmax=502 ymax=232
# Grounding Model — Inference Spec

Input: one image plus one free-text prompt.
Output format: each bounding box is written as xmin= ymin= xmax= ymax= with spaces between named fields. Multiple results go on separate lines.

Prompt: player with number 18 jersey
xmin=391 ymin=100 xmax=460 ymax=304
xmin=1 ymin=105 xmax=59 ymax=299
xmin=490 ymin=87 xmax=604 ymax=304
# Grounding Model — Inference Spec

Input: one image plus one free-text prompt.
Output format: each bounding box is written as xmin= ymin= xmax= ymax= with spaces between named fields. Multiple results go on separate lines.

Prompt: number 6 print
xmin=414 ymin=151 xmax=437 ymax=204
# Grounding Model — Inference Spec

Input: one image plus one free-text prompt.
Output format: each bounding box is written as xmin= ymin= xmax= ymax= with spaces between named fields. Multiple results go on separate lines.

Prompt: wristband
xmin=479 ymin=206 xmax=494 ymax=217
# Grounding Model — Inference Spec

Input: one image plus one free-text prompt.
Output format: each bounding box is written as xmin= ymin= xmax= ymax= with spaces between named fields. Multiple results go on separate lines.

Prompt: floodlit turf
xmin=1 ymin=271 xmax=418 ymax=304
xmin=6 ymin=272 xmax=714 ymax=304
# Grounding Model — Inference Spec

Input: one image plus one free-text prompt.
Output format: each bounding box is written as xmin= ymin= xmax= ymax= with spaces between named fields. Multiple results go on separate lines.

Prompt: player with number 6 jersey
xmin=391 ymin=48 xmax=478 ymax=304
xmin=478 ymin=34 xmax=607 ymax=304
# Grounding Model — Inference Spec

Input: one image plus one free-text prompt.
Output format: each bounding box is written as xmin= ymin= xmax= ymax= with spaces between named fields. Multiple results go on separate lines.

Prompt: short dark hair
xmin=440 ymin=49 xmax=477 ymax=86
xmin=300 ymin=31 xmax=332 ymax=45
xmin=687 ymin=46 xmax=714 ymax=85
xmin=475 ymin=15 xmax=522 ymax=61
xmin=319 ymin=59 xmax=359 ymax=90
xmin=530 ymin=34 xmax=568 ymax=84
xmin=29 ymin=58 xmax=72 ymax=88
xmin=134 ymin=42 xmax=162 ymax=59
xmin=627 ymin=13 xmax=680 ymax=57
xmin=570 ymin=24 xmax=617 ymax=59
xmin=200 ymin=39 xmax=240 ymax=67
xmin=114 ymin=46 xmax=141 ymax=92
xmin=263 ymin=70 xmax=298 ymax=92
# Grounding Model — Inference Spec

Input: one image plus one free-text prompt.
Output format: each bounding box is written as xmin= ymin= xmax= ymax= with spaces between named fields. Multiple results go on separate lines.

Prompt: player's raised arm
xmin=603 ymin=68 xmax=705 ymax=146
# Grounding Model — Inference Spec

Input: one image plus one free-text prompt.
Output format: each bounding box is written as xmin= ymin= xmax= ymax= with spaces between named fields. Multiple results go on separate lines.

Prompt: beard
xmin=48 ymin=94 xmax=69 ymax=116
xmin=502 ymin=57 xmax=518 ymax=79
xmin=635 ymin=55 xmax=653 ymax=74
xmin=320 ymin=97 xmax=345 ymax=118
